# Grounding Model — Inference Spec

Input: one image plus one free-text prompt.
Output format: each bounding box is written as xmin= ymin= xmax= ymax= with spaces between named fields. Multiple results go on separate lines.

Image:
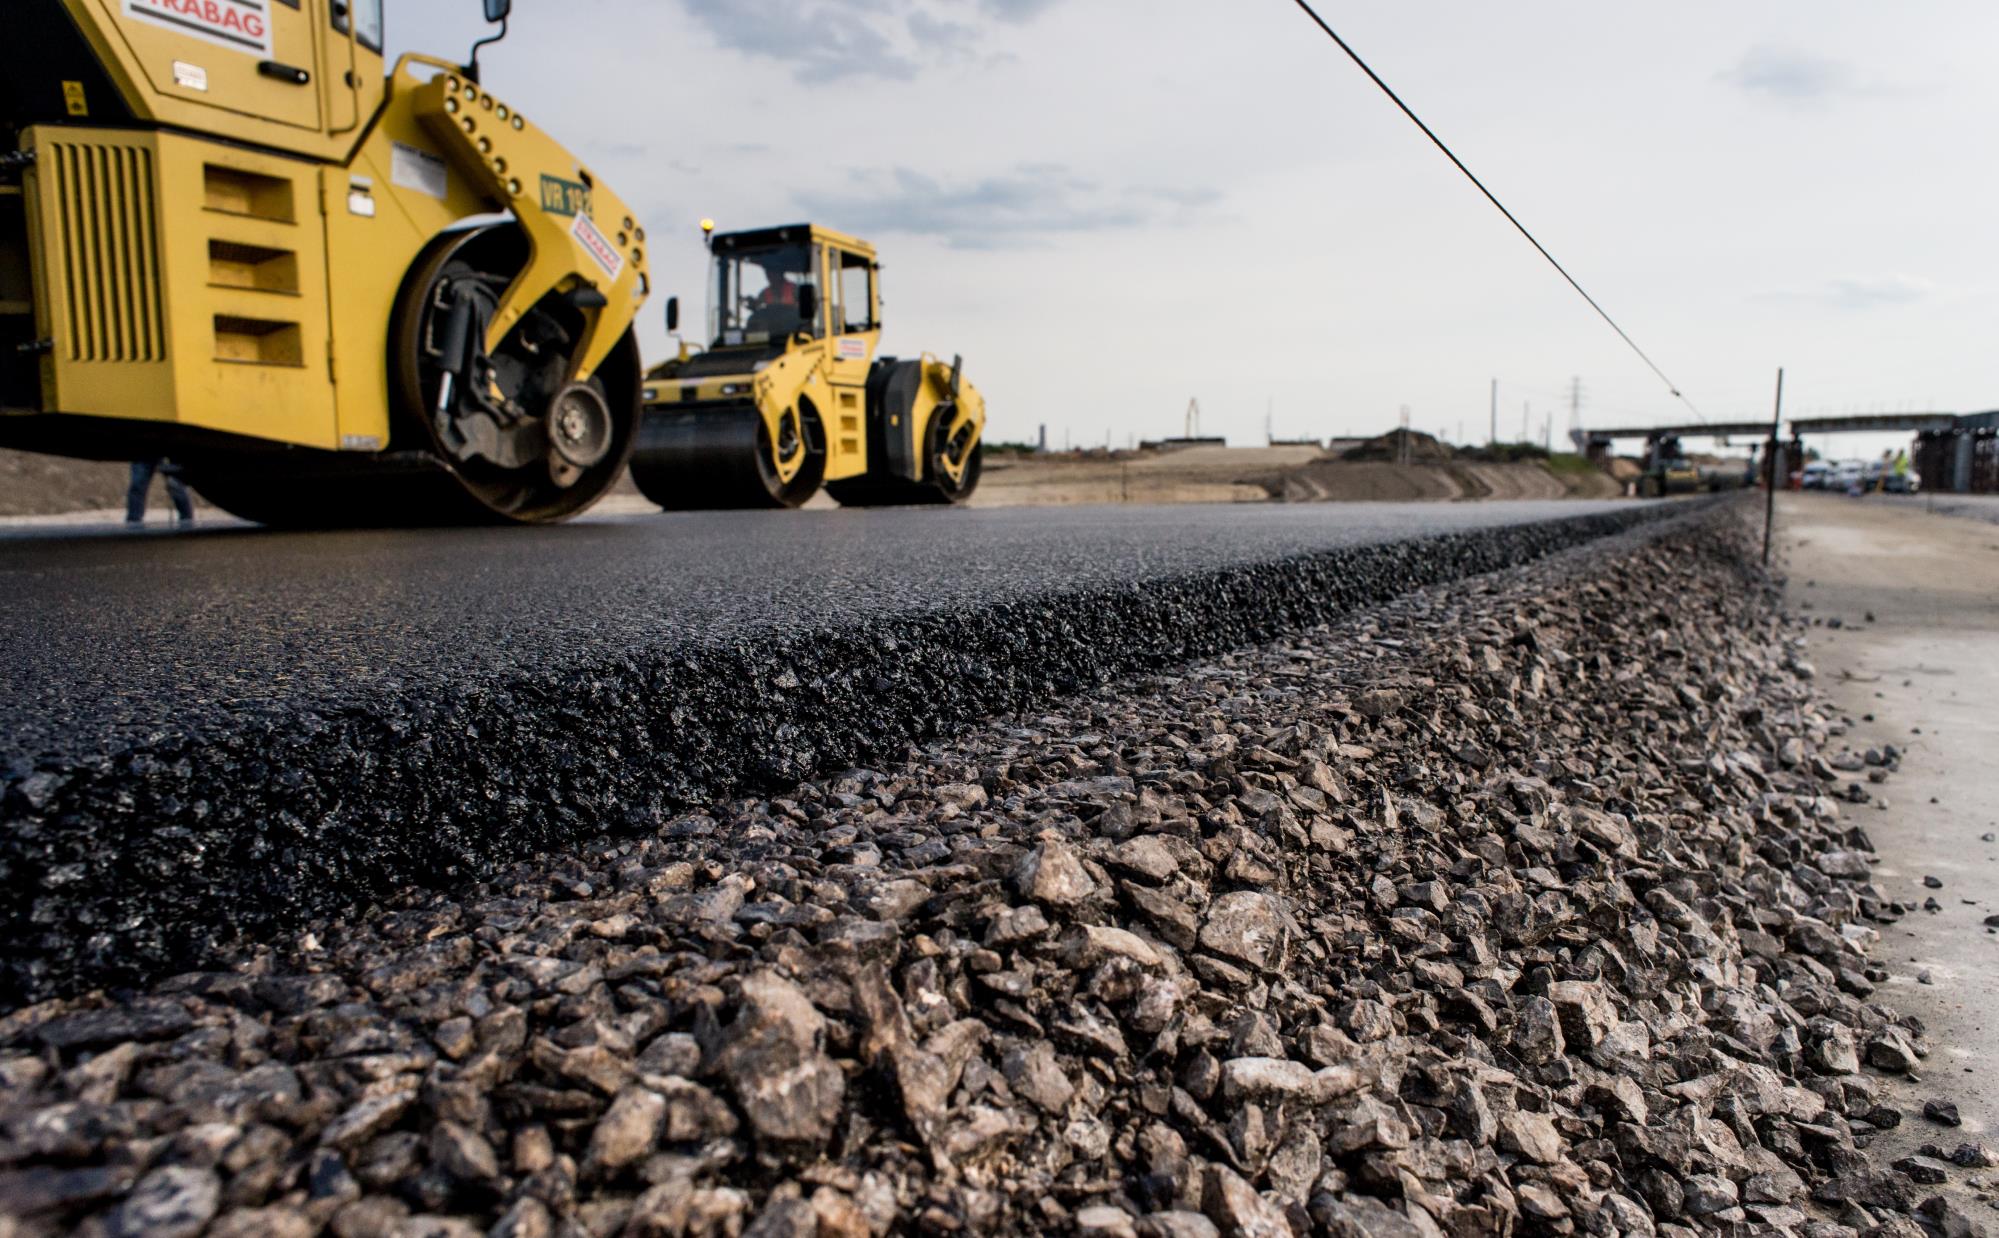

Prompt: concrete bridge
xmin=1573 ymin=411 xmax=1998 ymax=493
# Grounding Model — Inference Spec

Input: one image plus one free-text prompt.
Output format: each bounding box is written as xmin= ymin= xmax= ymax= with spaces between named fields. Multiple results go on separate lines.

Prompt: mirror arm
xmin=466 ymin=16 xmax=508 ymax=84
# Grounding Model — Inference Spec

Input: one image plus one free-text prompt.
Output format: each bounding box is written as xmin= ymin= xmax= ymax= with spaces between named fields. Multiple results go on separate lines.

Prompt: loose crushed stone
xmin=0 ymin=504 xmax=1672 ymax=1004
xmin=0 ymin=502 xmax=1982 ymax=1238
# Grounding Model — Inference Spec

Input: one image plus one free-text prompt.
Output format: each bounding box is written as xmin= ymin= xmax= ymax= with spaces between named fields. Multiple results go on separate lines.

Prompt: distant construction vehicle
xmin=1634 ymin=435 xmax=1703 ymax=498
xmin=1633 ymin=434 xmax=1757 ymax=497
xmin=629 ymin=222 xmax=985 ymax=508
xmin=1 ymin=0 xmax=650 ymax=524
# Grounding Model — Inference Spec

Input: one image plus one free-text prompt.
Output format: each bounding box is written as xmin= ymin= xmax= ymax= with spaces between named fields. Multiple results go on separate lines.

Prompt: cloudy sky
xmin=390 ymin=1 xmax=1997 ymax=455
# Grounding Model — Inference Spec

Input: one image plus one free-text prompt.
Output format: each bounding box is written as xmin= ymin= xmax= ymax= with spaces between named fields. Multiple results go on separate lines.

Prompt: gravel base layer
xmin=1 ymin=504 xmax=1675 ymax=1005
xmin=0 ymin=502 xmax=1981 ymax=1238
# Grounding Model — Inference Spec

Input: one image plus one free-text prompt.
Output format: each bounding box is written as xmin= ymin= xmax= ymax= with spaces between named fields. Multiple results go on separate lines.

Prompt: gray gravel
xmin=0 ymin=501 xmax=1667 ymax=1002
xmin=0 ymin=502 xmax=1978 ymax=1237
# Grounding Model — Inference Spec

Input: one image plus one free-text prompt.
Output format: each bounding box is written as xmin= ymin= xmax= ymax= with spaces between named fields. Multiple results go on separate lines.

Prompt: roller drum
xmin=629 ymin=404 xmax=822 ymax=510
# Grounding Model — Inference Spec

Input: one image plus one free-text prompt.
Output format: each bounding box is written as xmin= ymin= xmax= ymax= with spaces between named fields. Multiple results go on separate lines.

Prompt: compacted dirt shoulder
xmin=0 ymin=450 xmax=130 ymax=518
xmin=971 ymin=447 xmax=1620 ymax=508
xmin=0 ymin=504 xmax=1973 ymax=1238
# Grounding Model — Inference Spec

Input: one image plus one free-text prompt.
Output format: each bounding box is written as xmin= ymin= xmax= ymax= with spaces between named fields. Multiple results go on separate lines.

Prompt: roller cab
xmin=631 ymin=223 xmax=984 ymax=510
xmin=0 ymin=0 xmax=652 ymax=525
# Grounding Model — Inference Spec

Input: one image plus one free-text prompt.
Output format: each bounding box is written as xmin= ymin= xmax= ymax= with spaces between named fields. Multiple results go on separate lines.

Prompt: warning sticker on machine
xmin=124 ymin=0 xmax=274 ymax=57
xmin=390 ymin=142 xmax=448 ymax=200
xmin=837 ymin=337 xmax=868 ymax=359
xmin=571 ymin=211 xmax=623 ymax=281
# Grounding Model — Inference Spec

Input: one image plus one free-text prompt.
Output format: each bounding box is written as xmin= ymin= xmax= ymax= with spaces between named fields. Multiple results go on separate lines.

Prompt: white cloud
xmin=1767 ymin=276 xmax=1935 ymax=310
xmin=1718 ymin=45 xmax=1872 ymax=103
xmin=800 ymin=166 xmax=1219 ymax=249
xmin=676 ymin=0 xmax=1062 ymax=82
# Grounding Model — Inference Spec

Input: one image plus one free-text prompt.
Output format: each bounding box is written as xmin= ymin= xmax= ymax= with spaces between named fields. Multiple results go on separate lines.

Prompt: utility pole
xmin=1521 ymin=402 xmax=1530 ymax=443
xmin=1567 ymin=376 xmax=1583 ymax=429
xmin=1763 ymin=367 xmax=1784 ymax=565
xmin=1489 ymin=379 xmax=1498 ymax=446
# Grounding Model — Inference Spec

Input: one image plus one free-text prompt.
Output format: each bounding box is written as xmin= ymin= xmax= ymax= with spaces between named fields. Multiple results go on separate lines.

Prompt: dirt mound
xmin=1265 ymin=460 xmax=1463 ymax=502
xmin=1342 ymin=427 xmax=1454 ymax=463
xmin=1263 ymin=459 xmax=1618 ymax=503
xmin=976 ymin=446 xmax=1322 ymax=508
xmin=0 ymin=449 xmax=130 ymax=517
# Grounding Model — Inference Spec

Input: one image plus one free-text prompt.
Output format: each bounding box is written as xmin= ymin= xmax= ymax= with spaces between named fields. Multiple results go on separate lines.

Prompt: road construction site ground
xmin=0 ymin=444 xmax=1619 ymax=524
xmin=0 ymin=499 xmax=1638 ymax=772
xmin=3 ymin=500 xmax=1982 ymax=1238
xmin=1779 ymin=492 xmax=1999 ymax=1198
xmin=0 ymin=498 xmax=1668 ymax=1002
xmin=1881 ymin=493 xmax=1999 ymax=529
xmin=970 ymin=445 xmax=1621 ymax=507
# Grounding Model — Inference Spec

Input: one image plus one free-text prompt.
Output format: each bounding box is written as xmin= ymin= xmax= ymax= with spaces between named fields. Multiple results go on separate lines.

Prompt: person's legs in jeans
xmin=126 ymin=460 xmax=158 ymax=525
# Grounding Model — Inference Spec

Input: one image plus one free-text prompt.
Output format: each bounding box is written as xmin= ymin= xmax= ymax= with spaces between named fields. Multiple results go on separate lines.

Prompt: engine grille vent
xmin=45 ymin=140 xmax=165 ymax=364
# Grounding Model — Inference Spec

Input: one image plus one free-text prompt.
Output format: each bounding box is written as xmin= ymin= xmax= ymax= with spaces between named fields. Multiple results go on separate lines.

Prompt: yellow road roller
xmin=631 ymin=222 xmax=985 ymax=508
xmin=0 ymin=0 xmax=650 ymax=524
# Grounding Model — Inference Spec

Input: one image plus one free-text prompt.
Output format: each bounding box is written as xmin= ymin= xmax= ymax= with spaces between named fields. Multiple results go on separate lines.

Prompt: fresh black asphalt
xmin=0 ymin=498 xmax=1675 ymax=998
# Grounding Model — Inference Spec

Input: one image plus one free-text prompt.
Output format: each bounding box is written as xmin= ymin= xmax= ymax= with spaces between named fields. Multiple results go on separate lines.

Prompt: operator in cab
xmin=745 ymin=250 xmax=813 ymax=336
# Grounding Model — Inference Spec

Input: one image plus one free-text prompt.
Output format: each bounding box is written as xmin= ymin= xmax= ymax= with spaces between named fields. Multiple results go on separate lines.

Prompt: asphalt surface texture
xmin=0 ymin=498 xmax=1675 ymax=1000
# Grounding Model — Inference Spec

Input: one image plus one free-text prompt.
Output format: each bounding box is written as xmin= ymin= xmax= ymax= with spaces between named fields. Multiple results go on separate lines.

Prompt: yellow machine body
xmin=0 ymin=1 xmax=650 ymax=522
xmin=630 ymin=223 xmax=985 ymax=509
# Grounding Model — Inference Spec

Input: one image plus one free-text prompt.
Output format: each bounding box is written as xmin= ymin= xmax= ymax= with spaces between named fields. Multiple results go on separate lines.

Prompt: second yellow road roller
xmin=630 ymin=222 xmax=986 ymax=508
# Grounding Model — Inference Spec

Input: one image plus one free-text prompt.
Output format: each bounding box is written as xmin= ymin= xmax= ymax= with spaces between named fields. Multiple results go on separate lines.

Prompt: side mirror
xmin=665 ymin=296 xmax=680 ymax=333
xmin=468 ymin=0 xmax=511 ymax=81
xmin=796 ymin=283 xmax=819 ymax=327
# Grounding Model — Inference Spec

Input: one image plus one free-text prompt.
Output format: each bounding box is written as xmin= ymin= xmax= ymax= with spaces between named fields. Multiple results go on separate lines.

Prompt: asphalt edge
xmin=0 ymin=499 xmax=1711 ymax=1002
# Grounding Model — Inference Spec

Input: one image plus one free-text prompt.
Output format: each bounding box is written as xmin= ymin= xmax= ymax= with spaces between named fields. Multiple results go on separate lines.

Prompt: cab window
xmin=711 ymin=243 xmax=817 ymax=344
xmin=838 ymin=250 xmax=874 ymax=333
xmin=333 ymin=0 xmax=384 ymax=51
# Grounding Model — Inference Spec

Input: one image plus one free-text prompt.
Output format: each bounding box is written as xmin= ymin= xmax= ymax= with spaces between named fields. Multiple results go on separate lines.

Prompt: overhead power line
xmin=1286 ymin=0 xmax=1705 ymax=422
